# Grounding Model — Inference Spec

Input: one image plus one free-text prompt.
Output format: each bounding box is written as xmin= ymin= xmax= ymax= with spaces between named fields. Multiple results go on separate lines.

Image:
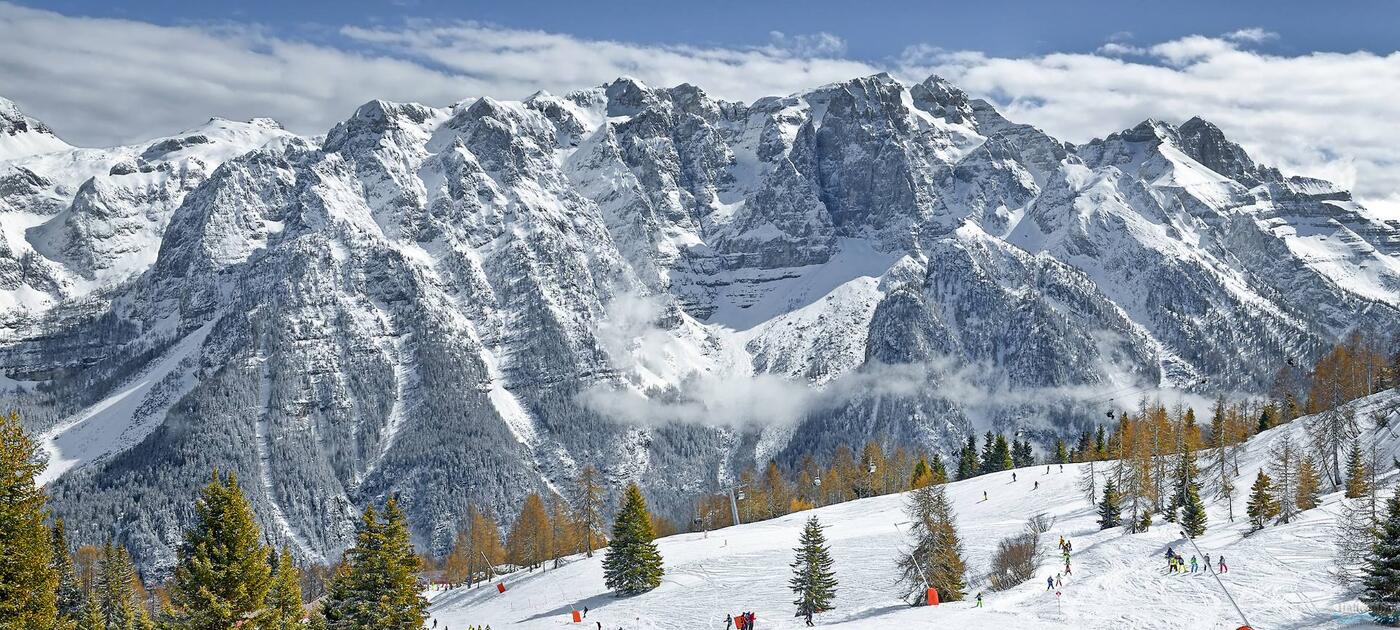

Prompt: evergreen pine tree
xmin=168 ymin=472 xmax=272 ymax=630
xmin=0 ymin=410 xmax=59 ymax=630
xmin=896 ymin=484 xmax=966 ymax=603
xmin=51 ymin=518 xmax=83 ymax=623
xmin=979 ymin=432 xmax=999 ymax=474
xmin=1097 ymin=480 xmax=1121 ymax=530
xmin=956 ymin=435 xmax=979 ymax=480
xmin=1347 ymin=439 xmax=1371 ymax=499
xmin=265 ymin=548 xmax=304 ymax=630
xmin=1246 ymin=470 xmax=1280 ymax=531
xmin=1136 ymin=510 xmax=1152 ymax=533
xmin=1054 ymin=438 xmax=1069 ymax=465
xmin=76 ymin=597 xmax=104 ymax=630
xmin=992 ymin=435 xmax=1014 ymax=472
xmin=928 ymin=454 xmax=948 ymax=485
xmin=1297 ymin=455 xmax=1322 ymax=511
xmin=1257 ymin=408 xmax=1274 ymax=433
xmin=789 ymin=515 xmax=837 ymax=617
xmin=1180 ymin=482 xmax=1208 ymax=538
xmin=601 ymin=483 xmax=664 ymax=596
xmin=1164 ymin=447 xmax=1199 ymax=523
xmin=1094 ymin=426 xmax=1108 ymax=459
xmin=1362 ymin=493 xmax=1400 ymax=625
xmin=97 ymin=542 xmax=137 ymax=630
xmin=320 ymin=499 xmax=427 ymax=630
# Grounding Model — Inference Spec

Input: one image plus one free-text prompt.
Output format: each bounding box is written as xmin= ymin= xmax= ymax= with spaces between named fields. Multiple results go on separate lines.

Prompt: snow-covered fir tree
xmin=790 ymin=515 xmax=838 ymax=618
xmin=602 ymin=483 xmax=664 ymax=596
xmin=50 ymin=518 xmax=82 ymax=624
xmin=1362 ymin=493 xmax=1400 ymax=625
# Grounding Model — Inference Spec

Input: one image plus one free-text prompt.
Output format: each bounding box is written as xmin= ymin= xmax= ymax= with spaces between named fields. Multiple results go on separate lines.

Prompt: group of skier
xmin=1046 ymin=535 xmax=1074 ymax=593
xmin=725 ymin=611 xmax=758 ymax=629
xmin=1164 ymin=546 xmax=1228 ymax=574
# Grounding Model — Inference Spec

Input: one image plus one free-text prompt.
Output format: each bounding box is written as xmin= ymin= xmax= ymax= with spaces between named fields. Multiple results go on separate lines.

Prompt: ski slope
xmin=427 ymin=391 xmax=1400 ymax=629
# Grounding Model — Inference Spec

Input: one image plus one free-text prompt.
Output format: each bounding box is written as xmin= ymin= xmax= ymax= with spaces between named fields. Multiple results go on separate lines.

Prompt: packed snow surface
xmin=426 ymin=391 xmax=1400 ymax=629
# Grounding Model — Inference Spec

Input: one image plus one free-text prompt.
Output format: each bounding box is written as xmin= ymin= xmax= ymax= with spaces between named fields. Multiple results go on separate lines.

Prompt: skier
xmin=804 ymin=611 xmax=814 ymax=627
xmin=1058 ymin=536 xmax=1065 ymax=550
xmin=1055 ymin=573 xmax=1063 ymax=588
xmin=1013 ymin=472 xmax=1017 ymax=482
xmin=983 ymin=490 xmax=988 ymax=501
xmin=1190 ymin=556 xmax=1198 ymax=573
xmin=584 ymin=606 xmax=589 ymax=618
xmin=1064 ymin=560 xmax=1072 ymax=575
xmin=1047 ymin=576 xmax=1055 ymax=590
xmin=725 ymin=614 xmax=733 ymax=630
xmin=975 ymin=592 xmax=984 ymax=608
xmin=748 ymin=611 xmax=757 ymax=630
xmin=1060 ymin=464 xmax=1064 ymax=472
xmin=1034 ymin=481 xmax=1040 ymax=490
xmin=1065 ymin=540 xmax=1072 ymax=553
xmin=1046 ymin=466 xmax=1051 ymax=474
xmin=597 ymin=622 xmax=603 ymax=630
xmin=434 ymin=620 xmax=439 ymax=628
xmin=1218 ymin=556 xmax=1228 ymax=573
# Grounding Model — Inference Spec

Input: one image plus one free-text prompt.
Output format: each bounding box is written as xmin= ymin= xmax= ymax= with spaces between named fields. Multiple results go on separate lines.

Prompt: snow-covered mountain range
xmin=1 ymin=74 xmax=1397 ymax=571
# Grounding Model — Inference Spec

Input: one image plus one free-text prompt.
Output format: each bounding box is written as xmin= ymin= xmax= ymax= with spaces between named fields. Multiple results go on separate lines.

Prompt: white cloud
xmin=1096 ymin=42 xmax=1146 ymax=57
xmin=899 ymin=36 xmax=1400 ymax=218
xmin=1 ymin=3 xmax=1397 ymax=217
xmin=1224 ymin=27 xmax=1279 ymax=43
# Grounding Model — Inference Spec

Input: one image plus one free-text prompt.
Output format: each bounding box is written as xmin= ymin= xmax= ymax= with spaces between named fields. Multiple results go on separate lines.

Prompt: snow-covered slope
xmin=428 ymin=390 xmax=1400 ymax=630
xmin=1 ymin=74 xmax=1398 ymax=573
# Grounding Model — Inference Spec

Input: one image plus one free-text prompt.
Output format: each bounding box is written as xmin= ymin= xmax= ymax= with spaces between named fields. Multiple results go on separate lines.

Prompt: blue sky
xmin=4 ymin=1 xmax=1400 ymax=214
xmin=18 ymin=0 xmax=1400 ymax=60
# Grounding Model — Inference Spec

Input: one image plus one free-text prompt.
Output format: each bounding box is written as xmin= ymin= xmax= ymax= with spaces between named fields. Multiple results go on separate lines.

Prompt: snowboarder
xmin=1190 ymin=556 xmax=1198 ymax=573
xmin=804 ymin=611 xmax=814 ymax=627
xmin=1218 ymin=556 xmax=1228 ymax=573
xmin=1047 ymin=576 xmax=1055 ymax=590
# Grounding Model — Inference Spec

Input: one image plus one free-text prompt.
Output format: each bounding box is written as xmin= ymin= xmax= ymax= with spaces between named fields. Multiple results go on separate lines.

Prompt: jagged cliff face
xmin=1 ymin=75 xmax=1397 ymax=571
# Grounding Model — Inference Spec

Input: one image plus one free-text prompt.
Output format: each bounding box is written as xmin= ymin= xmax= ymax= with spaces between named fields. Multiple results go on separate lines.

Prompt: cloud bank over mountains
xmin=1 ymin=2 xmax=1397 ymax=215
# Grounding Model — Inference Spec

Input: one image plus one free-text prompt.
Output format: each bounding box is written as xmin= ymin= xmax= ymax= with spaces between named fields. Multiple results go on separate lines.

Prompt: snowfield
xmin=426 ymin=390 xmax=1400 ymax=629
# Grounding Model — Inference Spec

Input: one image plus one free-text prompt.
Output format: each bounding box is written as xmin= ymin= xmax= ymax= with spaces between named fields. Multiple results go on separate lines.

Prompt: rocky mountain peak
xmin=910 ymin=74 xmax=973 ymax=123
